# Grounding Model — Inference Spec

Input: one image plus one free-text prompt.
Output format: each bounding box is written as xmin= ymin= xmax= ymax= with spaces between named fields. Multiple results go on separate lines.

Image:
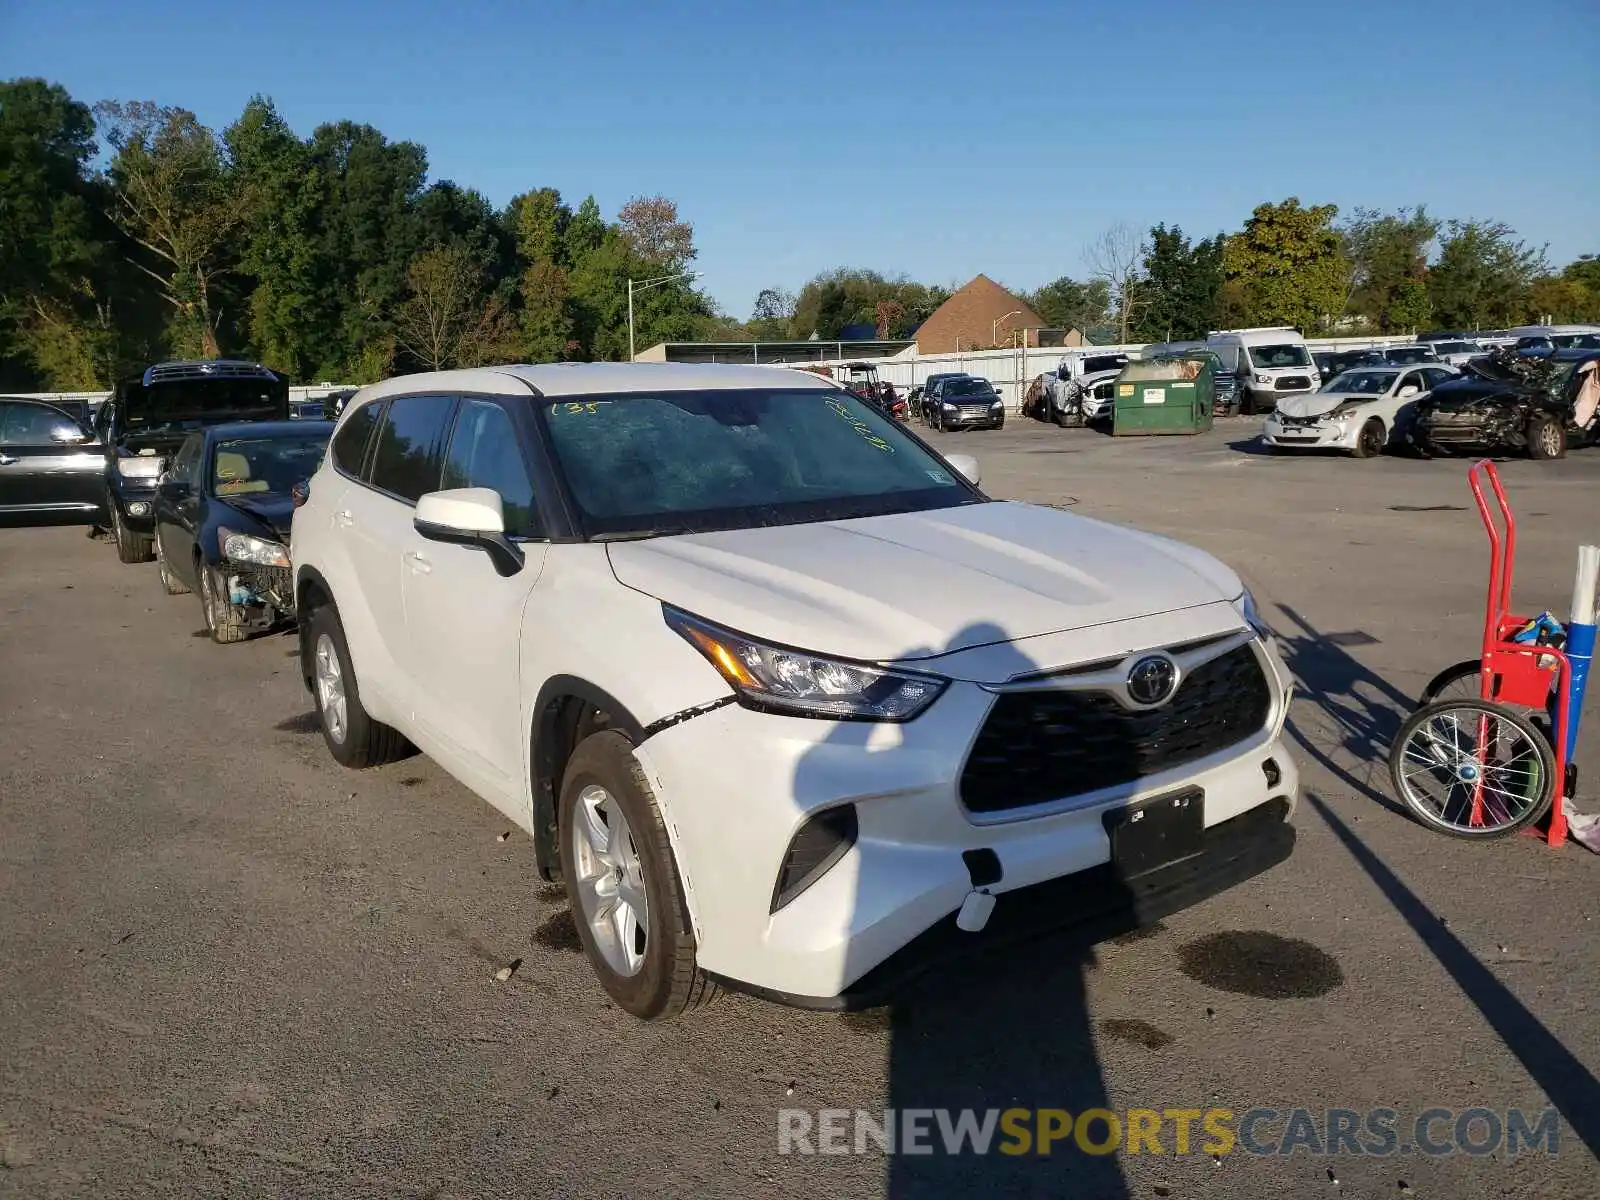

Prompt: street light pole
xmin=627 ymin=271 xmax=700 ymax=361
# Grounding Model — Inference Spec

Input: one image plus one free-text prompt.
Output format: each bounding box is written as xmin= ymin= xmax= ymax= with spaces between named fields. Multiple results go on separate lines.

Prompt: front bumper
xmin=1262 ymin=415 xmax=1355 ymax=449
xmin=111 ymin=480 xmax=158 ymax=532
xmin=635 ymin=639 xmax=1300 ymax=1004
xmin=941 ymin=408 xmax=1005 ymax=429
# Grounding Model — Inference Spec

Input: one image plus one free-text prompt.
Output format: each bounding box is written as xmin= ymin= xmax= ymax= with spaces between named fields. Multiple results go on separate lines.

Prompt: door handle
xmin=404 ymin=550 xmax=432 ymax=575
xmin=334 ymin=509 xmax=354 ymax=528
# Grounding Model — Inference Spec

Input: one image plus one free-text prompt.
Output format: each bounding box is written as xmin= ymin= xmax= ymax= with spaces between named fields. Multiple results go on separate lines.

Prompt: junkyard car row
xmin=4 ymin=329 xmax=1596 ymax=1019
xmin=4 ymin=356 xmax=1305 ymax=1020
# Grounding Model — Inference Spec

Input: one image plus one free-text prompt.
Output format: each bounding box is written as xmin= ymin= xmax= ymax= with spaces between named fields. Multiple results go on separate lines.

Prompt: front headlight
xmin=1235 ymin=588 xmax=1273 ymax=640
xmin=1254 ymin=373 xmax=1271 ymax=385
xmin=664 ymin=607 xmax=947 ymax=721
xmin=943 ymin=402 xmax=956 ymax=411
xmin=117 ymin=455 xmax=164 ymax=480
xmin=990 ymin=400 xmax=1003 ymax=410
xmin=221 ymin=528 xmax=290 ymax=568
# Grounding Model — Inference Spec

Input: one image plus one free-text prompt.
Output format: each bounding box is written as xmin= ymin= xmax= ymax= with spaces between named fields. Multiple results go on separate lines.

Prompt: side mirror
xmin=414 ymin=487 xmax=524 ymax=577
xmin=50 ymin=424 xmax=89 ymax=444
xmin=291 ymin=479 xmax=311 ymax=508
xmin=1398 ymin=386 xmax=1419 ymax=398
xmin=945 ymin=453 xmax=981 ymax=486
xmin=157 ymin=475 xmax=190 ymax=499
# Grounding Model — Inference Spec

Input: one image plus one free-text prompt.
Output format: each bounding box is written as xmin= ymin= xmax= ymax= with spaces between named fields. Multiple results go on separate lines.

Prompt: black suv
xmin=928 ymin=377 xmax=1005 ymax=431
xmin=96 ymin=360 xmax=289 ymax=563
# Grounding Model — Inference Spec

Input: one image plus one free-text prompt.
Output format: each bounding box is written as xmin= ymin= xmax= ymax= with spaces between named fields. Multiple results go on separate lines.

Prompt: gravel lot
xmin=3 ymin=417 xmax=1597 ymax=1198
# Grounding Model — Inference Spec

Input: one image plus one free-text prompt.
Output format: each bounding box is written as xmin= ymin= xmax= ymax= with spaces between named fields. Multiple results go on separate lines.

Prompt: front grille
xmin=958 ymin=406 xmax=990 ymax=418
xmin=230 ymin=563 xmax=294 ymax=610
xmin=1278 ymin=414 xmax=1320 ymax=427
xmin=143 ymin=360 xmax=278 ymax=385
xmin=1275 ymin=376 xmax=1311 ymax=391
xmin=960 ymin=644 xmax=1273 ymax=814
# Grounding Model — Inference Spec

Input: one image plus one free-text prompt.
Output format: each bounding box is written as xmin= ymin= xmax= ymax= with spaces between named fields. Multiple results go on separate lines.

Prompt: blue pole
xmin=1564 ymin=621 xmax=1595 ymax=762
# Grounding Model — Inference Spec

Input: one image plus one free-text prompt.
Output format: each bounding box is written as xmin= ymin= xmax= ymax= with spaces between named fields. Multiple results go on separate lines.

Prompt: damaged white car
xmin=293 ymin=364 xmax=1300 ymax=1018
xmin=1262 ymin=365 xmax=1457 ymax=457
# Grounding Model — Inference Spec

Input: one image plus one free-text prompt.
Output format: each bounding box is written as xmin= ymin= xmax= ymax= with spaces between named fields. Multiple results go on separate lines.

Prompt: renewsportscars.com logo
xmin=777 ymin=1107 xmax=1562 ymax=1158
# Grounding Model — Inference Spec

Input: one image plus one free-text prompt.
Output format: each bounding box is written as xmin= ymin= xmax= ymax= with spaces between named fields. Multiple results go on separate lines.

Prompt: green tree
xmin=95 ymin=100 xmax=245 ymax=357
xmin=1133 ymin=225 xmax=1224 ymax=342
xmin=789 ymin=269 xmax=940 ymax=340
xmin=747 ymin=286 xmax=796 ymax=340
xmin=1025 ymin=276 xmax=1110 ymax=333
xmin=1340 ymin=206 xmax=1439 ymax=332
xmin=0 ymin=79 xmax=154 ymax=388
xmin=520 ymin=261 xmax=576 ymax=361
xmin=226 ymin=96 xmax=328 ymax=379
xmin=308 ymin=120 xmax=428 ymax=378
xmin=1428 ymin=220 xmax=1547 ymax=330
xmin=506 ymin=187 xmax=571 ymax=266
xmin=1223 ymin=198 xmax=1348 ymax=333
xmin=394 ymin=243 xmax=514 ymax=371
xmin=1525 ymin=275 xmax=1598 ymax=323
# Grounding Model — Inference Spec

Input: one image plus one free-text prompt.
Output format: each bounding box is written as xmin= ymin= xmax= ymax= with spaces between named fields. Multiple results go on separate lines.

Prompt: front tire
xmin=304 ymin=604 xmax=411 ymax=768
xmin=110 ymin=503 xmax=154 ymax=564
xmin=1352 ymin=417 xmax=1386 ymax=459
xmin=1528 ymin=413 xmax=1566 ymax=460
xmin=558 ymin=731 xmax=718 ymax=1020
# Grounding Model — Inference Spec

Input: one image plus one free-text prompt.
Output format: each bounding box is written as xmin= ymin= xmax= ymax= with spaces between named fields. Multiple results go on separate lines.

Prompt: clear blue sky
xmin=5 ymin=0 xmax=1597 ymax=317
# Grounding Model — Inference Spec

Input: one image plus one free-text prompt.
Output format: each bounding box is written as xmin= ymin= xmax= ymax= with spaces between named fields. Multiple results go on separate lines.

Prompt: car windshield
xmin=944 ymin=379 xmax=994 ymax=397
xmin=1554 ymin=333 xmax=1600 ymax=349
xmin=1247 ymin=344 xmax=1310 ymax=368
xmin=1385 ymin=347 xmax=1434 ymax=364
xmin=538 ymin=388 xmax=981 ymax=538
xmin=213 ymin=433 xmax=331 ymax=496
xmin=1081 ymin=355 xmax=1128 ymax=374
xmin=1323 ymin=370 xmax=1399 ymax=395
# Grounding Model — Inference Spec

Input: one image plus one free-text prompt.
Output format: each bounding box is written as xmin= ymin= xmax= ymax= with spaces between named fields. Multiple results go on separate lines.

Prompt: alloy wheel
xmin=314 ymin=633 xmax=348 ymax=745
xmin=1540 ymin=423 xmax=1562 ymax=457
xmin=570 ymin=783 xmax=649 ymax=977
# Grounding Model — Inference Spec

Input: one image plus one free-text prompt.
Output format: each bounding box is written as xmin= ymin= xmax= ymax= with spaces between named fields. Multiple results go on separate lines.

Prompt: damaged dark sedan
xmin=152 ymin=421 xmax=332 ymax=643
xmin=97 ymin=360 xmax=290 ymax=563
xmin=1409 ymin=348 xmax=1600 ymax=460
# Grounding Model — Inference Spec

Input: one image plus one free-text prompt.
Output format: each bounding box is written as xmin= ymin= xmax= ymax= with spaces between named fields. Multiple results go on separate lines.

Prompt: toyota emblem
xmin=1127 ymin=655 xmax=1179 ymax=706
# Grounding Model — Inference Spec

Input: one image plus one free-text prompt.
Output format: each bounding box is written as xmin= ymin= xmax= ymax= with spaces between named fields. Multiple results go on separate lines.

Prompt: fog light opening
xmin=1262 ymin=757 xmax=1282 ymax=788
xmin=770 ymin=805 xmax=858 ymax=914
xmin=126 ymin=501 xmax=150 ymax=517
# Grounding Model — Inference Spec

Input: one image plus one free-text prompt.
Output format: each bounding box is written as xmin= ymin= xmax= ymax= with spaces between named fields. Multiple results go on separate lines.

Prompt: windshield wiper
xmin=590 ymin=527 xmax=698 ymax=543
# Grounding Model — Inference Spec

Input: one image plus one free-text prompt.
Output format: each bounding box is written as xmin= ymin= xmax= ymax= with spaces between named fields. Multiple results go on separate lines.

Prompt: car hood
xmin=1275 ymin=391 xmax=1376 ymax=418
xmin=606 ymin=501 xmax=1241 ymax=662
xmin=220 ymin=493 xmax=296 ymax=542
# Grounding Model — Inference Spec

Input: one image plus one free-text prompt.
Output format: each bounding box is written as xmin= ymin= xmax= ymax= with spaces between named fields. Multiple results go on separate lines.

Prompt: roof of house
xmin=913 ymin=275 xmax=1047 ymax=354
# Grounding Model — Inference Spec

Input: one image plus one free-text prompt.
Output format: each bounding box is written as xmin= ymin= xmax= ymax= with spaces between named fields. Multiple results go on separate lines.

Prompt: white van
xmin=1207 ymin=328 xmax=1320 ymax=414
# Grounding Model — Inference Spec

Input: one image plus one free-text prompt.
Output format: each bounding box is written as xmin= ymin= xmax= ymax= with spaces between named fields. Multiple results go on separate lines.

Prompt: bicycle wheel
xmin=1418 ymin=660 xmax=1484 ymax=707
xmin=1388 ymin=699 xmax=1556 ymax=838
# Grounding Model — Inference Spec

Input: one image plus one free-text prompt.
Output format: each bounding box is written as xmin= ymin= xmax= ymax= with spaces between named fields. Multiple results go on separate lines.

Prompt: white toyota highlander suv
xmin=291 ymin=363 xmax=1298 ymax=1019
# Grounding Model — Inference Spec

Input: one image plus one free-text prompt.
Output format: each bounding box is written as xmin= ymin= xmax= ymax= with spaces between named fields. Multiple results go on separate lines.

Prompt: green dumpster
xmin=1111 ymin=355 xmax=1216 ymax=436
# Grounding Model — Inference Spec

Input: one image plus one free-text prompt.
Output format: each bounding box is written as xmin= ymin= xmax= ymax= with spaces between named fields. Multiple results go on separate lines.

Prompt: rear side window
xmin=441 ymin=400 xmax=539 ymax=538
xmin=331 ymin=401 xmax=382 ymax=478
xmin=368 ymin=394 xmax=457 ymax=503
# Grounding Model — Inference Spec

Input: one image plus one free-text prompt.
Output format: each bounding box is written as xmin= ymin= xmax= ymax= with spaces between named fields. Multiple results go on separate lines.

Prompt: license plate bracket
xmin=1103 ymin=788 xmax=1204 ymax=879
